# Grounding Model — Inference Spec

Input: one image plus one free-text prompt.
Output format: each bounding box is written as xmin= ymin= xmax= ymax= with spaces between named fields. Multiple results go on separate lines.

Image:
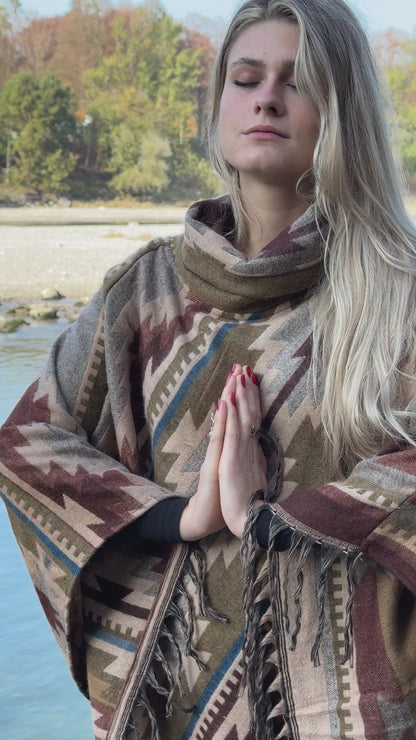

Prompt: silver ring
xmin=250 ymin=425 xmax=278 ymax=452
xmin=208 ymin=412 xmax=215 ymax=438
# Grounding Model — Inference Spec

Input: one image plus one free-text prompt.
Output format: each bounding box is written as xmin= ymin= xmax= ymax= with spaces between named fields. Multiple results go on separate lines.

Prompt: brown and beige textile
xmin=1 ymin=196 xmax=416 ymax=738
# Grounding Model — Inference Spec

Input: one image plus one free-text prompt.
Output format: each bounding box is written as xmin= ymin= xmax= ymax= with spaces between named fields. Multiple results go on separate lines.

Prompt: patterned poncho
xmin=1 ymin=196 xmax=416 ymax=739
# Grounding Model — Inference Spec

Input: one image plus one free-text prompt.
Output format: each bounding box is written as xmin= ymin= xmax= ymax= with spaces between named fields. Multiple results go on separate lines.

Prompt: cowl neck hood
xmin=175 ymin=195 xmax=326 ymax=313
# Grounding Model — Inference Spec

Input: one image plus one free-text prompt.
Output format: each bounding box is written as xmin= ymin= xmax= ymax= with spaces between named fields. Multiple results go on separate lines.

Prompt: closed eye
xmin=233 ymin=80 xmax=258 ymax=87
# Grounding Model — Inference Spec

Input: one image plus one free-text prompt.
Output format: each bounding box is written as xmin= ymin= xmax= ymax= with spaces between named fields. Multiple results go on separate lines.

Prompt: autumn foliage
xmin=0 ymin=0 xmax=220 ymax=200
xmin=0 ymin=1 xmax=416 ymax=200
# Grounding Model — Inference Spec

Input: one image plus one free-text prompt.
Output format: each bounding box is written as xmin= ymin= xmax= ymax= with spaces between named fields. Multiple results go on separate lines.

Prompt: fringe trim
xmin=241 ymin=496 xmax=363 ymax=736
xmin=240 ymin=497 xmax=288 ymax=738
xmin=125 ymin=544 xmax=227 ymax=739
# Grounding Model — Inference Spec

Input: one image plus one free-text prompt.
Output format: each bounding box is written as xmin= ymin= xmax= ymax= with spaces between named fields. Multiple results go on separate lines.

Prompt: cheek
xmin=308 ymin=124 xmax=319 ymax=157
xmin=219 ymin=88 xmax=241 ymax=128
xmin=305 ymin=122 xmax=319 ymax=149
xmin=300 ymin=107 xmax=319 ymax=152
xmin=305 ymin=110 xmax=319 ymax=151
xmin=218 ymin=97 xmax=235 ymax=151
xmin=296 ymin=114 xmax=319 ymax=156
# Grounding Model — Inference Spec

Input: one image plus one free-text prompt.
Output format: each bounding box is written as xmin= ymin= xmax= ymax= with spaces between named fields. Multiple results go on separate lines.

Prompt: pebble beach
xmin=1 ymin=198 xmax=415 ymax=306
xmin=0 ymin=205 xmax=186 ymax=304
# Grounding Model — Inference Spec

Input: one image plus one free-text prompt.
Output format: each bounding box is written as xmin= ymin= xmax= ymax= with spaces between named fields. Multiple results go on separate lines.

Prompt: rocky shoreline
xmin=0 ymin=294 xmax=88 ymax=333
xmin=0 ymin=206 xmax=186 ymax=331
xmin=1 ymin=198 xmax=416 ymax=333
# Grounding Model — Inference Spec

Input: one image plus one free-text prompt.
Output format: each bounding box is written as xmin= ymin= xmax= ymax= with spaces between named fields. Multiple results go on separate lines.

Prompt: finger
xmin=205 ymin=399 xmax=227 ymax=471
xmin=220 ymin=363 xmax=243 ymax=397
xmin=221 ymin=371 xmax=237 ymax=402
xmin=232 ymin=368 xmax=261 ymax=434
xmin=233 ymin=362 xmax=243 ymax=375
xmin=234 ymin=373 xmax=252 ymax=435
xmin=221 ymin=387 xmax=240 ymax=458
xmin=242 ymin=365 xmax=262 ymax=427
xmin=225 ymin=375 xmax=260 ymax=453
xmin=222 ymin=386 xmax=257 ymax=462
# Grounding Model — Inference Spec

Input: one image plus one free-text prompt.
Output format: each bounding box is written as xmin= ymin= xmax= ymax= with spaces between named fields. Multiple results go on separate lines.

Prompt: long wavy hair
xmin=206 ymin=0 xmax=416 ymax=468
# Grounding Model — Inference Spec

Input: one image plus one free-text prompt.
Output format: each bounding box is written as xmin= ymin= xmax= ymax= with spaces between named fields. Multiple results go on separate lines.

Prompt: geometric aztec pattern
xmin=1 ymin=196 xmax=416 ymax=738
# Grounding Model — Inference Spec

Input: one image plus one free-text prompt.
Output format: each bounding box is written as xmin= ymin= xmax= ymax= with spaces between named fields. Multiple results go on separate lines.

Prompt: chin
xmin=240 ymin=164 xmax=295 ymax=183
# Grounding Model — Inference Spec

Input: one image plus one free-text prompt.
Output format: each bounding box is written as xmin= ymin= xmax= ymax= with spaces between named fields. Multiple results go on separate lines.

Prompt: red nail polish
xmin=231 ymin=392 xmax=237 ymax=407
xmin=252 ymin=373 xmax=259 ymax=386
xmin=241 ymin=374 xmax=246 ymax=388
xmin=246 ymin=366 xmax=252 ymax=377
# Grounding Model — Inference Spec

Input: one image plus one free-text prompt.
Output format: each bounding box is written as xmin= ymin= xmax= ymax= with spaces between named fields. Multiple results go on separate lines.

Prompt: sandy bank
xmin=2 ymin=199 xmax=416 ymax=305
xmin=0 ymin=213 xmax=185 ymax=303
xmin=0 ymin=205 xmax=186 ymax=226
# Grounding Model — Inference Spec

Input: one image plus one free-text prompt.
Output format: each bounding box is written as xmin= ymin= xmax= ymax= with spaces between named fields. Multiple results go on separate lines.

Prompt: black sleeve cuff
xmin=135 ymin=497 xmax=292 ymax=551
xmin=256 ymin=508 xmax=292 ymax=551
xmin=135 ymin=497 xmax=189 ymax=543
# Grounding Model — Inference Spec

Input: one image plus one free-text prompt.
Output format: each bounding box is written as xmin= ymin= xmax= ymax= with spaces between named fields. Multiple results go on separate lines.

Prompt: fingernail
xmin=246 ymin=365 xmax=252 ymax=377
xmin=231 ymin=363 xmax=237 ymax=372
xmin=231 ymin=392 xmax=237 ymax=407
xmin=252 ymin=373 xmax=259 ymax=386
xmin=241 ymin=374 xmax=246 ymax=388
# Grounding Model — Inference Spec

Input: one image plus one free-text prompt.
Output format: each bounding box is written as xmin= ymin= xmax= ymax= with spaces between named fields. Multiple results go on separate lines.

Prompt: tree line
xmin=0 ymin=0 xmax=416 ymax=202
xmin=0 ymin=0 xmax=220 ymax=201
xmin=373 ymin=29 xmax=416 ymax=184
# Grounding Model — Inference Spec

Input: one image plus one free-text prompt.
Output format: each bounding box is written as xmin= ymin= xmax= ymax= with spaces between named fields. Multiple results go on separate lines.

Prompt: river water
xmin=0 ymin=319 xmax=93 ymax=739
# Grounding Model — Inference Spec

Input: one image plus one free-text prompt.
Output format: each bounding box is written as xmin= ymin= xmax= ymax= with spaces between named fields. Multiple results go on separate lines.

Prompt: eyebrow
xmin=230 ymin=56 xmax=295 ymax=71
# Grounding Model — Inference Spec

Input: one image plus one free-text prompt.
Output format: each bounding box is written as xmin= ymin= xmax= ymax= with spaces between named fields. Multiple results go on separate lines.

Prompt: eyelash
xmin=233 ymin=80 xmax=257 ymax=87
xmin=233 ymin=80 xmax=297 ymax=91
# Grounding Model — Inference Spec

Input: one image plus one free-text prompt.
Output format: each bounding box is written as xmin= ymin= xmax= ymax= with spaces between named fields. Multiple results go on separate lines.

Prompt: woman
xmin=2 ymin=0 xmax=416 ymax=737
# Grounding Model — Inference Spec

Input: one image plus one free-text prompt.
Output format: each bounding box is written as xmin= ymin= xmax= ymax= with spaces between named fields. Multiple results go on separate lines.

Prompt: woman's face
xmin=218 ymin=20 xmax=319 ymax=193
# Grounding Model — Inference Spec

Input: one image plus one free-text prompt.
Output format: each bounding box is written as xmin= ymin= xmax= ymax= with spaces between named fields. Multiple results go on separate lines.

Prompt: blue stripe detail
xmin=153 ymin=314 xmax=261 ymax=451
xmin=182 ymin=631 xmax=244 ymax=739
xmin=84 ymin=620 xmax=137 ymax=652
xmin=1 ymin=492 xmax=81 ymax=576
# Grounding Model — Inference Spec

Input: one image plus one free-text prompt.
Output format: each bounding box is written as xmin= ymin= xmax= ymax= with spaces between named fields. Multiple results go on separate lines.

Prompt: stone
xmin=0 ymin=315 xmax=29 ymax=333
xmin=6 ymin=305 xmax=30 ymax=318
xmin=41 ymin=287 xmax=64 ymax=300
xmin=29 ymin=304 xmax=59 ymax=320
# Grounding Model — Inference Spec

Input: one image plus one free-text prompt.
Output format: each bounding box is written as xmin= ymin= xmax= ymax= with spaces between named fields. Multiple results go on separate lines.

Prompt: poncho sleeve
xmin=0 ymin=287 xmax=185 ymax=694
xmin=265 ymin=441 xmax=416 ymax=595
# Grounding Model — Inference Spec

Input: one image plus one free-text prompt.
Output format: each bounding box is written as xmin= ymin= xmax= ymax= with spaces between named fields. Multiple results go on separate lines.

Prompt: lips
xmin=244 ymin=125 xmax=289 ymax=139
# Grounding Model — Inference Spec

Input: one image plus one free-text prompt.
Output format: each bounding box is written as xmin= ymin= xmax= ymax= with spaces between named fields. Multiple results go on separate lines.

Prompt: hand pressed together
xmin=179 ymin=364 xmax=267 ymax=541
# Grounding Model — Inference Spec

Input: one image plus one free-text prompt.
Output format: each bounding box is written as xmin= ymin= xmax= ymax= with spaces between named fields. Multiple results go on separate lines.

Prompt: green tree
xmin=110 ymin=129 xmax=171 ymax=197
xmin=374 ymin=31 xmax=416 ymax=182
xmin=81 ymin=2 xmax=212 ymax=197
xmin=0 ymin=1 xmax=221 ymax=200
xmin=0 ymin=71 xmax=77 ymax=191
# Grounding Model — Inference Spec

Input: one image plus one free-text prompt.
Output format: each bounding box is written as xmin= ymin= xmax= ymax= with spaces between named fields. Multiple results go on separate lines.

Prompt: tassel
xmin=241 ymin=495 xmax=364 ymax=738
xmin=129 ymin=691 xmax=159 ymax=740
xmin=290 ymin=537 xmax=315 ymax=649
xmin=282 ymin=529 xmax=304 ymax=638
xmin=126 ymin=542 xmax=230 ymax=737
xmin=311 ymin=547 xmax=340 ymax=666
xmin=342 ymin=551 xmax=362 ymax=665
xmin=241 ymin=496 xmax=288 ymax=738
xmin=188 ymin=544 xmax=228 ymax=623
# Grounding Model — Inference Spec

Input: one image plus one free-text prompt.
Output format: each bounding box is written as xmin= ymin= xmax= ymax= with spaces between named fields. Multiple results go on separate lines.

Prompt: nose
xmin=254 ymin=82 xmax=284 ymax=116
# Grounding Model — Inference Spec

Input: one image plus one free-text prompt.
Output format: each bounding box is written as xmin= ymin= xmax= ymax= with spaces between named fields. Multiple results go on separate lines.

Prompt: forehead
xmin=227 ymin=20 xmax=300 ymax=68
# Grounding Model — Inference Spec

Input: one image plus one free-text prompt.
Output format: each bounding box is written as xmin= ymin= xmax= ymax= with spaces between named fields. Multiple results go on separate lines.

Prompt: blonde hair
xmin=207 ymin=0 xmax=416 ymax=468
